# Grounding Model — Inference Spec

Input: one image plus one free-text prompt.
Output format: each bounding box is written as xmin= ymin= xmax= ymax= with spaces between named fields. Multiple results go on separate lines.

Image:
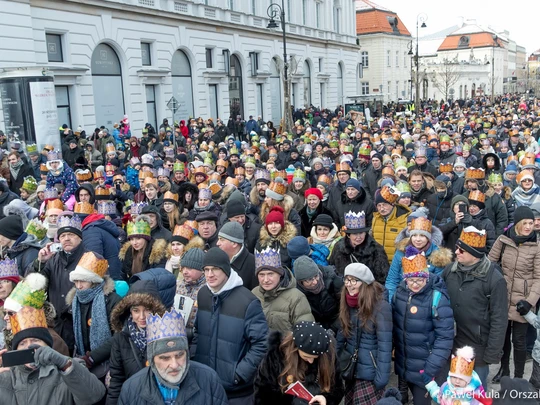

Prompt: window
xmin=387 ymin=50 xmax=391 ymax=67
xmin=146 ymin=85 xmax=157 ymax=130
xmin=387 ymin=81 xmax=391 ymax=96
xmin=302 ymin=0 xmax=307 ymax=25
xmin=316 ymin=2 xmax=321 ymax=26
xmin=318 ymin=57 xmax=323 ymax=72
xmin=249 ymin=52 xmax=259 ymax=76
xmin=141 ymin=42 xmax=151 ymax=66
xmin=287 ymin=0 xmax=291 ymax=22
xmin=320 ymin=83 xmax=326 ymax=108
xmin=396 ymin=51 xmax=399 ymax=67
xmin=46 ymin=34 xmax=63 ymax=63
xmin=205 ymin=48 xmax=213 ymax=69
xmin=404 ymin=80 xmax=408 ymax=97
xmin=361 ymin=82 xmax=369 ymax=95
xmin=361 ymin=51 xmax=369 ymax=68
xmin=396 ymin=81 xmax=399 ymax=98
xmin=209 ymin=84 xmax=219 ymax=119
xmin=251 ymin=0 xmax=256 ymax=14
xmin=333 ymin=7 xmax=341 ymax=33
xmin=55 ymin=86 xmax=71 ymax=128
xmin=229 ymin=0 xmax=234 ymax=10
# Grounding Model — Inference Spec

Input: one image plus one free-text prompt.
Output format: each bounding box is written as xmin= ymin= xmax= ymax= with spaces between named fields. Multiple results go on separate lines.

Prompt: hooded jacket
xmin=130 ymin=268 xmax=179 ymax=310
xmin=140 ymin=205 xmax=172 ymax=240
xmin=118 ymin=239 xmax=168 ymax=280
xmin=75 ymin=184 xmax=96 ymax=204
xmin=85 ymin=141 xmax=103 ymax=171
xmin=372 ymin=204 xmax=412 ymax=262
xmin=6 ymin=232 xmax=42 ymax=276
xmin=333 ymin=186 xmax=375 ymax=229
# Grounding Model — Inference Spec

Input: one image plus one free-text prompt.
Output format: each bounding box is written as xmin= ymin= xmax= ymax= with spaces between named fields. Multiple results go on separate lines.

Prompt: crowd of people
xmin=0 ymin=96 xmax=539 ymax=404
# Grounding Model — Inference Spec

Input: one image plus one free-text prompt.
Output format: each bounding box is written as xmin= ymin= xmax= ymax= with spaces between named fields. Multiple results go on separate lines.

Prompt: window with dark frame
xmin=141 ymin=42 xmax=151 ymax=66
xmin=206 ymin=48 xmax=213 ymax=69
xmin=46 ymin=33 xmax=63 ymax=63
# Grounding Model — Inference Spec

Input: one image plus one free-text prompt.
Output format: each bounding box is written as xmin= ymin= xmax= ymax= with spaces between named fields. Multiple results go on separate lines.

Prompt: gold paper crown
xmin=469 ymin=190 xmax=485 ymax=203
xmin=193 ymin=166 xmax=207 ymax=176
xmin=95 ymin=187 xmax=110 ymax=196
xmin=380 ymin=185 xmax=400 ymax=204
xmin=382 ymin=167 xmax=395 ymax=176
xmin=163 ymin=191 xmax=179 ymax=203
xmin=197 ymin=182 xmax=209 ymax=190
xmin=521 ymin=157 xmax=536 ymax=167
xmin=209 ymin=172 xmax=221 ymax=182
xmin=335 ymin=162 xmax=351 ymax=173
xmin=138 ymin=171 xmax=154 ymax=181
xmin=216 ymin=159 xmax=229 ymax=168
xmin=76 ymin=251 xmax=109 ymax=279
xmin=173 ymin=224 xmax=194 ymax=241
xmin=449 ymin=347 xmax=475 ymax=378
xmin=208 ymin=183 xmax=222 ymax=195
xmin=268 ymin=181 xmax=287 ymax=196
xmin=10 ymin=306 xmax=48 ymax=336
xmin=517 ymin=169 xmax=535 ymax=183
xmin=317 ymin=174 xmax=333 ymax=186
xmin=94 ymin=170 xmax=105 ymax=180
xmin=439 ymin=163 xmax=454 ymax=173
xmin=74 ymin=201 xmax=95 ymax=214
xmin=459 ymin=226 xmax=487 ymax=248
xmin=402 ymin=253 xmax=428 ymax=276
xmin=183 ymin=220 xmax=198 ymax=232
xmin=234 ymin=167 xmax=245 ymax=176
xmin=465 ymin=167 xmax=485 ymax=179
xmin=143 ymin=177 xmax=158 ymax=188
xmin=106 ymin=143 xmax=116 ymax=153
xmin=46 ymin=199 xmax=64 ymax=211
xmin=40 ymin=163 xmax=48 ymax=172
xmin=225 ymin=177 xmax=239 ymax=187
xmin=75 ymin=169 xmax=93 ymax=182
xmin=410 ymin=217 xmax=432 ymax=234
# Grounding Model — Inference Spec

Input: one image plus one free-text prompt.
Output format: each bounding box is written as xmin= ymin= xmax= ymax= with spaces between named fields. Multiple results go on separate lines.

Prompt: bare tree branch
xmin=431 ymin=56 xmax=461 ymax=100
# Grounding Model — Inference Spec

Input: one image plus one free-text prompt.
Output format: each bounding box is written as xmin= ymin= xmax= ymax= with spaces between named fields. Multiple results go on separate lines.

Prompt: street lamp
xmin=408 ymin=41 xmax=413 ymax=100
xmin=415 ymin=13 xmax=427 ymax=114
xmin=267 ymin=1 xmax=292 ymax=134
xmin=491 ymin=34 xmax=498 ymax=104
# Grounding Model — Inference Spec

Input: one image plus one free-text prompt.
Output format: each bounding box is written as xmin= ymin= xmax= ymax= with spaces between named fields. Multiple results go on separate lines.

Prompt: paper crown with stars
xmin=146 ymin=309 xmax=187 ymax=344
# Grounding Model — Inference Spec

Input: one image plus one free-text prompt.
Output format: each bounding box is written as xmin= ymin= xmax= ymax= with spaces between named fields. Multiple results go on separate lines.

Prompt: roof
xmin=356 ymin=7 xmax=411 ymax=36
xmin=355 ymin=0 xmax=391 ymax=12
xmin=438 ymin=32 xmax=504 ymax=51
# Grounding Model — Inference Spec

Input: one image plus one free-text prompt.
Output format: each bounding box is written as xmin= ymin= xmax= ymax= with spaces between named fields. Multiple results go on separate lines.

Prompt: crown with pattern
xmin=163 ymin=191 xmax=179 ymax=204
xmin=105 ymin=162 xmax=116 ymax=172
xmin=208 ymin=182 xmax=222 ymax=196
xmin=129 ymin=157 xmax=141 ymax=167
xmin=267 ymin=180 xmax=287 ymax=197
xmin=335 ymin=162 xmax=351 ymax=173
xmin=380 ymin=185 xmax=401 ymax=204
xmin=329 ymin=140 xmax=339 ymax=148
xmin=96 ymin=200 xmax=117 ymax=216
xmin=216 ymin=159 xmax=229 ymax=169
xmin=130 ymin=201 xmax=148 ymax=215
xmin=382 ymin=167 xmax=395 ymax=176
xmin=193 ymin=166 xmax=208 ymax=177
xmin=449 ymin=346 xmax=475 ymax=383
xmin=173 ymin=162 xmax=185 ymax=173
xmin=317 ymin=174 xmax=333 ymax=186
xmin=57 ymin=214 xmax=83 ymax=230
xmin=126 ymin=218 xmax=152 ymax=239
xmin=209 ymin=172 xmax=221 ymax=183
xmin=409 ymin=217 xmax=432 ymax=239
xmin=234 ymin=167 xmax=245 ymax=176
xmin=394 ymin=159 xmax=408 ymax=171
xmin=342 ymin=145 xmax=354 ymax=154
xmin=225 ymin=177 xmax=239 ymax=188
xmin=75 ymin=169 xmax=93 ymax=182
xmin=141 ymin=154 xmax=154 ymax=166
xmin=229 ymin=146 xmax=240 ymax=156
xmin=138 ymin=171 xmax=154 ymax=181
xmin=468 ymin=190 xmax=485 ymax=204
xmin=415 ymin=146 xmax=427 ymax=157
xmin=5 ymin=273 xmax=47 ymax=312
xmin=93 ymin=170 xmax=104 ymax=180
xmin=343 ymin=211 xmax=368 ymax=233
xmin=46 ymin=199 xmax=63 ymax=212
xmin=255 ymin=247 xmax=282 ymax=270
xmin=198 ymin=188 xmax=212 ymax=200
xmin=10 ymin=306 xmax=48 ymax=336
xmin=402 ymin=250 xmax=429 ymax=279
xmin=197 ymin=182 xmax=209 ymax=189
xmin=46 ymin=150 xmax=61 ymax=161
xmin=164 ymin=147 xmax=174 ymax=158
xmin=465 ymin=167 xmax=485 ymax=179
xmin=95 ymin=186 xmax=110 ymax=198
xmin=0 ymin=258 xmax=19 ymax=280
xmin=203 ymin=157 xmax=214 ymax=166
xmin=26 ymin=144 xmax=38 ymax=154
xmin=459 ymin=226 xmax=487 ymax=249
xmin=244 ymin=156 xmax=256 ymax=167
xmin=396 ymin=181 xmax=411 ymax=194
xmin=157 ymin=167 xmax=170 ymax=178
xmin=172 ymin=224 xmax=194 ymax=243
xmin=73 ymin=201 xmax=95 ymax=215
xmin=254 ymin=169 xmax=271 ymax=184
xmin=270 ymin=170 xmax=287 ymax=181
xmin=293 ymin=169 xmax=306 ymax=181
xmin=439 ymin=163 xmax=454 ymax=173
xmin=146 ymin=309 xmax=187 ymax=344
xmin=183 ymin=220 xmax=199 ymax=233
xmin=143 ymin=177 xmax=158 ymax=188
xmin=440 ymin=135 xmax=451 ymax=145
xmin=44 ymin=188 xmax=59 ymax=201
xmin=72 ymin=251 xmax=108 ymax=281
xmin=21 ymin=176 xmax=38 ymax=192
xmin=106 ymin=143 xmax=116 ymax=153
xmin=25 ymin=219 xmax=47 ymax=240
xmin=488 ymin=173 xmax=503 ymax=184
xmin=521 ymin=156 xmax=536 ymax=169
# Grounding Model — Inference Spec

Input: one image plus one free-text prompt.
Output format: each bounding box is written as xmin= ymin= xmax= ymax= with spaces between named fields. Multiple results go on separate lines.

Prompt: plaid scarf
xmin=127 ymin=315 xmax=147 ymax=353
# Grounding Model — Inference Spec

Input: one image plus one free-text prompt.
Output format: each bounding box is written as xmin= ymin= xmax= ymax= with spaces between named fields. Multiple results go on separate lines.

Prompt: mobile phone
xmin=458 ymin=204 xmax=467 ymax=213
xmin=2 ymin=348 xmax=36 ymax=367
xmin=50 ymin=243 xmax=63 ymax=253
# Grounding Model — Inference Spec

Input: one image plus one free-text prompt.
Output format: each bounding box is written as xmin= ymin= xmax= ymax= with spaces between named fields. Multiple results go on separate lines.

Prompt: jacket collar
xmin=140 ymin=366 xmax=201 ymax=403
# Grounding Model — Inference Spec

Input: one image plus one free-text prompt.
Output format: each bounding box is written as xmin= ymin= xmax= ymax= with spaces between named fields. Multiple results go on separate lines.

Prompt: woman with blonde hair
xmin=159 ymin=191 xmax=182 ymax=232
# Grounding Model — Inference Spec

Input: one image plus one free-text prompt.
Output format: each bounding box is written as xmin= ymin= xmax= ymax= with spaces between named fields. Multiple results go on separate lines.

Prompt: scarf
xmin=512 ymin=184 xmax=540 ymax=207
xmin=411 ymin=184 xmax=426 ymax=199
xmin=9 ymin=160 xmax=23 ymax=180
xmin=72 ymin=282 xmax=112 ymax=356
xmin=346 ymin=292 xmax=358 ymax=308
xmin=507 ymin=226 xmax=537 ymax=245
xmin=155 ymin=375 xmax=179 ymax=405
xmin=298 ymin=271 xmax=325 ymax=295
xmin=452 ymin=255 xmax=492 ymax=278
xmin=127 ymin=314 xmax=147 ymax=353
xmin=306 ymin=207 xmax=317 ymax=221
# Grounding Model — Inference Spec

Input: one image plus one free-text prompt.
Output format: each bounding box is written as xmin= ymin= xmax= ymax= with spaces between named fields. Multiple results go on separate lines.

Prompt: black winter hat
xmin=292 ymin=321 xmax=330 ymax=355
xmin=141 ymin=205 xmax=160 ymax=216
xmin=226 ymin=200 xmax=246 ymax=219
xmin=0 ymin=215 xmax=24 ymax=240
xmin=514 ymin=206 xmax=535 ymax=226
xmin=202 ymin=247 xmax=231 ymax=277
xmin=313 ymin=214 xmax=333 ymax=229
xmin=13 ymin=327 xmax=53 ymax=350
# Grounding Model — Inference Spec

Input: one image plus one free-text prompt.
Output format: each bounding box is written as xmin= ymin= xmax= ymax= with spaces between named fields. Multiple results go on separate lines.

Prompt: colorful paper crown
xmin=0 ymin=258 xmax=19 ymax=279
xmin=517 ymin=169 xmax=535 ymax=183
xmin=459 ymin=226 xmax=487 ymax=249
xmin=73 ymin=201 xmax=95 ymax=215
xmin=439 ymin=163 xmax=454 ymax=173
xmin=468 ymin=190 xmax=485 ymax=204
xmin=344 ymin=210 xmax=367 ymax=231
xmin=254 ymin=169 xmax=271 ymax=183
xmin=183 ymin=220 xmax=199 ymax=233
xmin=255 ymin=247 xmax=282 ymax=270
xmin=440 ymin=135 xmax=451 ymax=144
xmin=172 ymin=224 xmax=194 ymax=242
xmin=465 ymin=167 xmax=485 ymax=179
xmin=488 ymin=173 xmax=503 ymax=184
xmin=26 ymin=144 xmax=38 ymax=154
xmin=335 ymin=162 xmax=351 ymax=173
xmin=229 ymin=147 xmax=239 ymax=156
xmin=129 ymin=157 xmax=141 ymax=166
xmin=234 ymin=167 xmax=245 ymax=176
xmin=94 ymin=170 xmax=105 ymax=180
xmin=21 ymin=176 xmax=38 ymax=192
xmin=157 ymin=168 xmax=170 ymax=178
xmin=449 ymin=346 xmax=475 ymax=381
xmin=95 ymin=186 xmax=110 ymax=198
xmin=380 ymin=185 xmax=401 ymax=204
xmin=130 ymin=202 xmax=148 ymax=215
xmin=198 ymin=188 xmax=212 ymax=200
xmin=293 ymin=169 xmax=306 ymax=181
xmin=329 ymin=140 xmax=339 ymax=148
xmin=245 ymin=156 xmax=256 ymax=167
xmin=75 ymin=169 xmax=93 ymax=182
xmin=521 ymin=157 xmax=536 ymax=169
xmin=225 ymin=177 xmax=239 ymax=188
xmin=173 ymin=162 xmax=185 ymax=173
xmin=126 ymin=219 xmax=152 ymax=238
xmin=193 ymin=166 xmax=208 ymax=176
xmin=5 ymin=273 xmax=48 ymax=312
xmin=96 ymin=200 xmax=117 ymax=216
xmin=106 ymin=143 xmax=116 ymax=153
xmin=216 ymin=159 xmax=229 ymax=169
xmin=382 ymin=167 xmax=395 ymax=176
xmin=141 ymin=154 xmax=154 ymax=166
xmin=164 ymin=147 xmax=174 ymax=158
xmin=415 ymin=146 xmax=427 ymax=157
xmin=163 ymin=191 xmax=179 ymax=203
xmin=46 ymin=150 xmax=61 ymax=161
xmin=270 ymin=170 xmax=287 ymax=181
xmin=402 ymin=251 xmax=429 ymax=279
xmin=143 ymin=177 xmax=158 ymax=188
xmin=46 ymin=199 xmax=63 ymax=212
xmin=317 ymin=174 xmax=333 ymax=186
xmin=396 ymin=181 xmax=411 ymax=194
xmin=25 ymin=219 xmax=47 ymax=240
xmin=74 ymin=251 xmax=109 ymax=279
xmin=57 ymin=214 xmax=82 ymax=231
xmin=203 ymin=157 xmax=214 ymax=166
xmin=394 ymin=159 xmax=408 ymax=171
xmin=342 ymin=145 xmax=354 ymax=154
xmin=146 ymin=309 xmax=187 ymax=344
xmin=10 ymin=306 xmax=48 ymax=336
xmin=209 ymin=172 xmax=221 ymax=183
xmin=267 ymin=180 xmax=287 ymax=196
xmin=44 ymin=188 xmax=59 ymax=201
xmin=105 ymin=162 xmax=116 ymax=172
xmin=40 ymin=163 xmax=48 ymax=173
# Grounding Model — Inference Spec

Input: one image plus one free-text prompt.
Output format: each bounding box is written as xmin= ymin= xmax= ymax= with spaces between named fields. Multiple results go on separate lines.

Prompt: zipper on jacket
xmin=370 ymin=351 xmax=378 ymax=369
xmin=402 ymin=294 xmax=412 ymax=373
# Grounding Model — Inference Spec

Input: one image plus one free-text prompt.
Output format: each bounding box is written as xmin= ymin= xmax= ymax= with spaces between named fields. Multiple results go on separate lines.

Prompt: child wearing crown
xmin=423 ymin=346 xmax=490 ymax=405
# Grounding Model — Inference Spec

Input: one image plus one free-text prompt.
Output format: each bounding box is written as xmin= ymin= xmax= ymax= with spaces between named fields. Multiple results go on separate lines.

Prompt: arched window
xmin=229 ymin=54 xmax=243 ymax=118
xmin=337 ymin=63 xmax=344 ymax=106
xmin=172 ymin=50 xmax=194 ymax=120
xmin=270 ymin=57 xmax=282 ymax=123
xmin=303 ymin=60 xmax=311 ymax=107
xmin=471 ymin=83 xmax=476 ymax=97
xmin=91 ymin=44 xmax=124 ymax=126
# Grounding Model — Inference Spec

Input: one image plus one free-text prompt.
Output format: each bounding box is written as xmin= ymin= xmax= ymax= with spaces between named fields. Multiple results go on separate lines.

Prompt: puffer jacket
xmin=372 ymin=204 xmax=411 ymax=263
xmin=129 ymin=268 xmax=176 ymax=309
xmin=336 ymin=297 xmax=393 ymax=390
xmin=255 ymin=221 xmax=297 ymax=270
xmin=333 ymin=186 xmax=375 ymax=229
xmin=392 ymin=275 xmax=454 ymax=387
xmin=386 ymin=238 xmax=453 ymax=302
xmin=46 ymin=163 xmax=78 ymax=203
xmin=488 ymin=232 xmax=540 ymax=323
xmin=252 ymin=269 xmax=314 ymax=333
xmin=6 ymin=233 xmax=41 ymax=276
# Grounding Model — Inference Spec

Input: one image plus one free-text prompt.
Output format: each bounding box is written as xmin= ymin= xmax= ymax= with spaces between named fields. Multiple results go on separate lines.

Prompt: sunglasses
xmin=455 ymin=246 xmax=465 ymax=254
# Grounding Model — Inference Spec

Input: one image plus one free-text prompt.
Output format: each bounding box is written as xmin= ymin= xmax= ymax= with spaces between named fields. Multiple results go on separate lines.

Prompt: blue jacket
xmin=81 ymin=217 xmax=122 ymax=280
xmin=129 ymin=267 xmax=176 ymax=309
xmin=336 ymin=298 xmax=393 ymax=390
xmin=386 ymin=239 xmax=453 ymax=302
xmin=392 ymin=274 xmax=454 ymax=387
xmin=194 ymin=270 xmax=268 ymax=398
xmin=46 ymin=163 xmax=78 ymax=203
xmin=118 ymin=361 xmax=228 ymax=405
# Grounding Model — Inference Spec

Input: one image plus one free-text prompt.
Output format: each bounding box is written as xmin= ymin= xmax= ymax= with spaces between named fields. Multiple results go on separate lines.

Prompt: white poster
xmin=29 ymin=81 xmax=60 ymax=150
xmin=173 ymin=294 xmax=194 ymax=322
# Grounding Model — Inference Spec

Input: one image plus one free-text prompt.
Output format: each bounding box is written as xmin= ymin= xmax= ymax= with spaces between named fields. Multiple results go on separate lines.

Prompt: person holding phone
xmin=0 ymin=306 xmax=106 ymax=404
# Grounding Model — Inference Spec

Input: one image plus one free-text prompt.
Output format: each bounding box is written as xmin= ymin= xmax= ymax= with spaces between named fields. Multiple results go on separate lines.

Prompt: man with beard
xmin=408 ymin=147 xmax=438 ymax=177
xmin=119 ymin=309 xmax=228 ymax=404
xmin=249 ymin=169 xmax=271 ymax=216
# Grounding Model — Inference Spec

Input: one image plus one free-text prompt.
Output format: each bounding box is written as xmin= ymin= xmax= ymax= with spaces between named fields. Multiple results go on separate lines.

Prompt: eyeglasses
xmin=455 ymin=246 xmax=465 ymax=254
xmin=302 ymin=275 xmax=319 ymax=284
xmin=406 ymin=278 xmax=425 ymax=286
xmin=344 ymin=278 xmax=359 ymax=286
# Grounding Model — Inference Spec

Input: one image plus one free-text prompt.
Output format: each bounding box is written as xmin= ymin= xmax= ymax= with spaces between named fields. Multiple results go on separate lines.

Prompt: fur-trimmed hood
xmin=215 ymin=184 xmax=237 ymax=206
xmin=119 ymin=238 xmax=168 ymax=264
xmin=3 ymin=200 xmax=38 ymax=229
xmin=259 ymin=221 xmax=297 ymax=248
xmin=167 ymin=235 xmax=205 ymax=258
xmin=259 ymin=194 xmax=295 ymax=224
xmin=65 ymin=275 xmax=116 ymax=306
xmin=109 ymin=291 xmax=166 ymax=333
xmin=395 ymin=225 xmax=443 ymax=247
xmin=249 ymin=186 xmax=263 ymax=206
xmin=395 ymin=237 xmax=453 ymax=268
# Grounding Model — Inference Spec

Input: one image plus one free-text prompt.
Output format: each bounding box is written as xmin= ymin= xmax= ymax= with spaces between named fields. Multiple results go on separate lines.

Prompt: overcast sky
xmin=378 ymin=0 xmax=540 ymax=55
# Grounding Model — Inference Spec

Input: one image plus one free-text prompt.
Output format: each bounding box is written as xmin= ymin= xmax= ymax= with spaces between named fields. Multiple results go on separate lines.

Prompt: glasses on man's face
xmin=455 ymin=246 xmax=465 ymax=254
xmin=344 ymin=278 xmax=358 ymax=286
xmin=302 ymin=275 xmax=318 ymax=285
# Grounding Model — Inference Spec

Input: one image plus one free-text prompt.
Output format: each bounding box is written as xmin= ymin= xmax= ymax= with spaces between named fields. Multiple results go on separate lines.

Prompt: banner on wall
xmin=29 ymin=81 xmax=59 ymax=149
xmin=0 ymin=81 xmax=27 ymax=141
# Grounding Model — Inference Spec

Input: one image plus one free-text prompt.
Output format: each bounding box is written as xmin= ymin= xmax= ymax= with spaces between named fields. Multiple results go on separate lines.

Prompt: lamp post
xmin=415 ymin=13 xmax=427 ymax=114
xmin=491 ymin=34 xmax=498 ymax=104
xmin=267 ymin=1 xmax=292 ymax=134
xmin=408 ymin=41 xmax=413 ymax=100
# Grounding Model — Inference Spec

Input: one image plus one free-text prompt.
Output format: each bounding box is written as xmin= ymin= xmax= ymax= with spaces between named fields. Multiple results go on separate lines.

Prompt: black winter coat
xmin=8 ymin=162 xmax=35 ymax=195
xmin=362 ymin=164 xmax=382 ymax=199
xmin=407 ymin=162 xmax=438 ymax=177
xmin=298 ymin=203 xmax=332 ymax=238
xmin=439 ymin=212 xmax=487 ymax=252
xmin=464 ymin=190 xmax=508 ymax=236
xmin=333 ymin=187 xmax=375 ymax=229
xmin=410 ymin=186 xmax=433 ymax=207
xmin=470 ymin=210 xmax=497 ymax=250
xmin=231 ymin=247 xmax=258 ymax=290
xmin=426 ymin=190 xmax=454 ymax=228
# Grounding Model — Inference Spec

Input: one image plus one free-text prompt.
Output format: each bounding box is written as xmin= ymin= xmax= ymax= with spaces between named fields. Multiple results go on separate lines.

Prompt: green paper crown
xmin=329 ymin=140 xmax=339 ymax=148
xmin=204 ymin=157 xmax=213 ymax=165
xmin=339 ymin=133 xmax=348 ymax=140
xmin=22 ymin=176 xmax=38 ymax=192
xmin=342 ymin=145 xmax=353 ymax=153
xmin=396 ymin=181 xmax=411 ymax=193
xmin=25 ymin=219 xmax=47 ymax=240
xmin=245 ymin=156 xmax=256 ymax=165
xmin=488 ymin=173 xmax=503 ymax=184
xmin=173 ymin=162 xmax=185 ymax=172
xmin=26 ymin=144 xmax=38 ymax=153
xmin=292 ymin=169 xmax=306 ymax=180
xmin=126 ymin=219 xmax=151 ymax=238
xmin=5 ymin=273 xmax=47 ymax=311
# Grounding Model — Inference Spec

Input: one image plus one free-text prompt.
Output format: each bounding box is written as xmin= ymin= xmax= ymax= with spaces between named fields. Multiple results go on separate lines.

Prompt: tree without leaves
xmin=431 ymin=58 xmax=460 ymax=101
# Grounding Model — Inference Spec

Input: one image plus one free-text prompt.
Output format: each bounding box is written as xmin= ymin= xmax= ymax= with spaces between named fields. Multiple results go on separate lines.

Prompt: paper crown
xmin=358 ymin=146 xmax=371 ymax=157
xmin=382 ymin=167 xmax=395 ymax=176
xmin=459 ymin=226 xmax=487 ymax=248
xmin=380 ymin=185 xmax=401 ymax=204
xmin=57 ymin=214 xmax=82 ymax=230
xmin=245 ymin=156 xmax=256 ymax=166
xmin=468 ymin=190 xmax=485 ymax=203
xmin=44 ymin=188 xmax=59 ymax=201
xmin=317 ymin=174 xmax=333 ymax=186
xmin=208 ymin=182 xmax=222 ymax=196
xmin=146 ymin=309 xmax=187 ymax=344
xmin=342 ymin=145 xmax=354 ymax=154
xmin=517 ymin=169 xmax=535 ymax=183
xmin=10 ymin=306 xmax=48 ymax=336
xmin=293 ymin=169 xmax=306 ymax=181
xmin=75 ymin=169 xmax=93 ymax=182
xmin=106 ymin=143 xmax=116 ymax=153
xmin=46 ymin=150 xmax=61 ymax=161
xmin=73 ymin=201 xmax=95 ymax=215
xmin=141 ymin=154 xmax=154 ymax=166
xmin=74 ymin=251 xmax=109 ymax=279
xmin=183 ymin=220 xmax=199 ymax=233
xmin=440 ymin=135 xmax=451 ymax=144
xmin=396 ymin=181 xmax=411 ymax=194
xmin=415 ymin=146 xmax=427 ymax=157
xmin=329 ymin=140 xmax=339 ymax=148
xmin=46 ymin=199 xmax=63 ymax=212
xmin=208 ymin=173 xmax=221 ymax=184
xmin=126 ymin=219 xmax=152 ymax=238
xmin=0 ymin=258 xmax=19 ymax=279
xmin=344 ymin=210 xmax=367 ymax=231
xmin=229 ymin=146 xmax=239 ymax=156
xmin=172 ymin=224 xmax=194 ymax=242
xmin=138 ymin=171 xmax=154 ymax=181
xmin=157 ymin=168 xmax=170 ymax=178
xmin=393 ymin=159 xmax=408 ymax=171
xmin=521 ymin=156 xmax=536 ymax=168
xmin=267 ymin=180 xmax=287 ymax=196
xmin=488 ymin=173 xmax=503 ymax=184
xmin=449 ymin=346 xmax=475 ymax=381
xmin=21 ymin=176 xmax=38 ymax=192
xmin=164 ymin=147 xmax=174 ymax=158
xmin=40 ymin=163 xmax=48 ymax=173
xmin=129 ymin=157 xmax=141 ymax=166
xmin=465 ymin=167 xmax=485 ymax=179
xmin=254 ymin=169 xmax=271 ymax=183
xmin=255 ymin=247 xmax=282 ymax=270
xmin=198 ymin=188 xmax=212 ymax=200
xmin=203 ymin=157 xmax=214 ymax=166
xmin=95 ymin=186 xmax=110 ymax=198
xmin=26 ymin=144 xmax=38 ymax=154
xmin=143 ymin=177 xmax=158 ymax=188
xmin=130 ymin=202 xmax=148 ymax=215
xmin=173 ymin=162 xmax=185 ymax=173
xmin=410 ymin=217 xmax=432 ymax=237
xmin=105 ymin=162 xmax=116 ymax=172
xmin=96 ymin=200 xmax=117 ymax=216
xmin=25 ymin=219 xmax=47 ymax=240
xmin=216 ymin=159 xmax=229 ymax=169
xmin=270 ymin=170 xmax=287 ymax=181
xmin=402 ymin=251 xmax=429 ymax=278
xmin=225 ymin=177 xmax=239 ymax=188
xmin=5 ymin=273 xmax=48 ymax=312
xmin=439 ymin=163 xmax=454 ymax=173
xmin=454 ymin=156 xmax=466 ymax=167
xmin=163 ymin=191 xmax=179 ymax=203
xmin=94 ymin=170 xmax=105 ymax=180
xmin=234 ymin=167 xmax=245 ymax=176
xmin=193 ymin=166 xmax=208 ymax=177
xmin=335 ymin=162 xmax=351 ymax=173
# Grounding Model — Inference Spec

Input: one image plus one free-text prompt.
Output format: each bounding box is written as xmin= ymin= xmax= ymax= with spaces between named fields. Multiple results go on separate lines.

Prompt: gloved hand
xmin=419 ymin=369 xmax=433 ymax=386
xmin=81 ymin=352 xmax=94 ymax=369
xmin=516 ymin=300 xmax=532 ymax=316
xmin=34 ymin=346 xmax=70 ymax=369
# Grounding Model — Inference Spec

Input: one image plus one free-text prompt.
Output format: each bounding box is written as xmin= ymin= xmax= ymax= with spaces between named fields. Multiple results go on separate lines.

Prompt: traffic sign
xmin=167 ymin=96 xmax=179 ymax=114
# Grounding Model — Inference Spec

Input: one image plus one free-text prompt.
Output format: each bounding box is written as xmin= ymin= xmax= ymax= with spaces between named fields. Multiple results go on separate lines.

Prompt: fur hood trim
xmin=395 ymin=225 xmax=443 ymax=248
xmin=259 ymin=195 xmax=295 ymax=223
xmin=216 ymin=185 xmax=237 ymax=206
xmin=66 ymin=275 xmax=116 ymax=306
xmin=167 ymin=235 xmax=205 ymax=258
xmin=43 ymin=301 xmax=57 ymax=328
xmin=119 ymin=238 xmax=168 ymax=264
xmin=110 ymin=292 xmax=166 ymax=332
xmin=249 ymin=186 xmax=261 ymax=206
xmin=259 ymin=221 xmax=297 ymax=247
xmin=395 ymin=237 xmax=452 ymax=268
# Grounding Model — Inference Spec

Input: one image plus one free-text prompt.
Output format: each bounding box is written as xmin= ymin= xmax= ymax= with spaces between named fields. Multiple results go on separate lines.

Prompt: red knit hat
xmin=266 ymin=206 xmax=285 ymax=228
xmin=304 ymin=187 xmax=323 ymax=201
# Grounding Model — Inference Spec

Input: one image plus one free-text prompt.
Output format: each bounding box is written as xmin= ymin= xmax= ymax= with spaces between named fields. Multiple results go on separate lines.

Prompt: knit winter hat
xmin=514 ymin=206 xmax=535 ymax=225
xmin=344 ymin=263 xmax=375 ymax=285
xmin=376 ymin=388 xmax=403 ymax=405
xmin=202 ymin=247 xmax=231 ymax=277
xmin=0 ymin=215 xmax=24 ymax=240
xmin=313 ymin=214 xmax=333 ymax=229
xmin=218 ymin=221 xmax=244 ymax=244
xmin=293 ymin=256 xmax=319 ymax=281
xmin=292 ymin=321 xmax=330 ymax=355
xmin=180 ymin=248 xmax=204 ymax=271
xmin=265 ymin=206 xmax=285 ymax=228
xmin=287 ymin=236 xmax=311 ymax=260
xmin=304 ymin=188 xmax=323 ymax=201
xmin=226 ymin=200 xmax=246 ymax=219
xmin=346 ymin=178 xmax=362 ymax=192
xmin=451 ymin=195 xmax=469 ymax=209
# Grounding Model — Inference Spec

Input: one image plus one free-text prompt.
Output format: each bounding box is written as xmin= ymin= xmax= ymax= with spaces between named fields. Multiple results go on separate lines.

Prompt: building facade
xmin=0 ymin=0 xmax=359 ymax=133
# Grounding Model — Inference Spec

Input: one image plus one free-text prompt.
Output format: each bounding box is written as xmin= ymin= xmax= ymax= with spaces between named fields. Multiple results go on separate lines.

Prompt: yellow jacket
xmin=372 ymin=204 xmax=411 ymax=263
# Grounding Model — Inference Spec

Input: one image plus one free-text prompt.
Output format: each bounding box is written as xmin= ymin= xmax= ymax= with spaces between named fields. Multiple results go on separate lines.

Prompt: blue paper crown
xmin=130 ymin=202 xmax=148 ymax=215
xmin=43 ymin=188 xmax=58 ymax=200
xmin=57 ymin=214 xmax=82 ymax=231
xmin=254 ymin=169 xmax=271 ymax=182
xmin=255 ymin=247 xmax=282 ymax=270
xmin=46 ymin=150 xmax=61 ymax=161
xmin=199 ymin=188 xmax=212 ymax=200
xmin=0 ymin=258 xmax=19 ymax=279
xmin=344 ymin=210 xmax=366 ymax=230
xmin=96 ymin=201 xmax=116 ymax=216
xmin=146 ymin=309 xmax=187 ymax=343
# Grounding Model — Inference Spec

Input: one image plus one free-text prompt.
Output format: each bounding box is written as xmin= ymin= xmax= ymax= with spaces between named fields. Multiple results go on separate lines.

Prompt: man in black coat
xmin=362 ymin=153 xmax=383 ymax=199
xmin=7 ymin=151 xmax=35 ymax=195
xmin=326 ymin=162 xmax=352 ymax=216
xmin=426 ymin=175 xmax=454 ymax=228
xmin=333 ymin=178 xmax=375 ymax=229
xmin=223 ymin=199 xmax=261 ymax=254
xmin=442 ymin=225 xmax=508 ymax=389
xmin=409 ymin=169 xmax=433 ymax=208
xmin=407 ymin=149 xmax=438 ymax=177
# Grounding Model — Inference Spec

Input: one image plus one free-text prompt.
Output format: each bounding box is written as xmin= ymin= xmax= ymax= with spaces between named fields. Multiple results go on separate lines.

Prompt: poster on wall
xmin=29 ymin=81 xmax=59 ymax=150
xmin=0 ymin=81 xmax=27 ymax=141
